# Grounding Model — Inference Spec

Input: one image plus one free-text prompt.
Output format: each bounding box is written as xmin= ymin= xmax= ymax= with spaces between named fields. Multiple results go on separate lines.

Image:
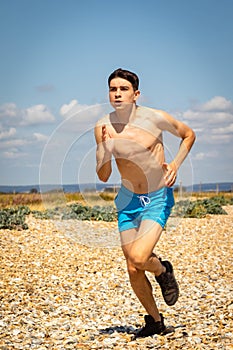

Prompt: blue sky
xmin=0 ymin=0 xmax=233 ymax=187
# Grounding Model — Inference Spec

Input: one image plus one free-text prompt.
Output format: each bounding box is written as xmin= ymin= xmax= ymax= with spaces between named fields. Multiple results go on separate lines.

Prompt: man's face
xmin=109 ymin=77 xmax=140 ymax=109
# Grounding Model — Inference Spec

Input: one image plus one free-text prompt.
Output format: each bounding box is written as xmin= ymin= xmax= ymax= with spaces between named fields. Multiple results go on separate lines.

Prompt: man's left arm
xmin=160 ymin=111 xmax=196 ymax=187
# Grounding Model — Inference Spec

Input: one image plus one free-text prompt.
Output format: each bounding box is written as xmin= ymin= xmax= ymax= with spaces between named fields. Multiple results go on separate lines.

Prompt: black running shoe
xmin=155 ymin=260 xmax=179 ymax=306
xmin=133 ymin=314 xmax=166 ymax=339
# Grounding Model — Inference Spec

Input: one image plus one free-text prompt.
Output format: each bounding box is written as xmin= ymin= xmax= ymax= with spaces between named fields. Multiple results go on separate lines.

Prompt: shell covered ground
xmin=0 ymin=207 xmax=233 ymax=349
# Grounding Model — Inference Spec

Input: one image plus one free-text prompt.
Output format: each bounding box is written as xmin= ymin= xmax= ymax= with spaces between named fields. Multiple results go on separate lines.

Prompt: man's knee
xmin=127 ymin=261 xmax=145 ymax=282
xmin=128 ymin=253 xmax=148 ymax=271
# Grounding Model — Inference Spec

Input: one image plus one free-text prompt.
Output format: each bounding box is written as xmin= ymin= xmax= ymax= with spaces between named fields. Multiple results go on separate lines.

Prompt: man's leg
xmin=120 ymin=221 xmax=164 ymax=322
xmin=121 ymin=220 xmax=165 ymax=274
xmin=121 ymin=219 xmax=179 ymax=310
xmin=125 ymin=258 xmax=161 ymax=322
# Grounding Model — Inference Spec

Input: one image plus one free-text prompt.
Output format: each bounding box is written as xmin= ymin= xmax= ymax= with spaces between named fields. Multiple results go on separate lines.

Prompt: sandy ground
xmin=0 ymin=207 xmax=233 ymax=349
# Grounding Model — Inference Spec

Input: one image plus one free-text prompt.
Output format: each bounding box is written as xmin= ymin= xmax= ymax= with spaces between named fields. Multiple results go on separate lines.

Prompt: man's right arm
xmin=94 ymin=124 xmax=112 ymax=182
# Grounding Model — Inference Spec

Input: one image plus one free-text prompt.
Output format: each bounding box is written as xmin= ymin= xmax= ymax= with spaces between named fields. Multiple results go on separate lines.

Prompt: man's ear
xmin=134 ymin=90 xmax=140 ymax=101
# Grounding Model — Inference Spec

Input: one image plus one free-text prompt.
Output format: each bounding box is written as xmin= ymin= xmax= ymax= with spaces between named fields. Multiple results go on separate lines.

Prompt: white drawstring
xmin=137 ymin=195 xmax=151 ymax=207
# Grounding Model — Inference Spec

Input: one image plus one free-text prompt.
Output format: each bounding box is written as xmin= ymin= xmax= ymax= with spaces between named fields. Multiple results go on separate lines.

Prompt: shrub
xmin=61 ymin=204 xmax=117 ymax=221
xmin=0 ymin=206 xmax=30 ymax=230
xmin=173 ymin=196 xmax=228 ymax=218
xmin=184 ymin=202 xmax=208 ymax=218
xmin=32 ymin=208 xmax=59 ymax=220
xmin=31 ymin=204 xmax=117 ymax=222
xmin=1 ymin=195 xmax=230 ymax=231
xmin=99 ymin=192 xmax=115 ymax=201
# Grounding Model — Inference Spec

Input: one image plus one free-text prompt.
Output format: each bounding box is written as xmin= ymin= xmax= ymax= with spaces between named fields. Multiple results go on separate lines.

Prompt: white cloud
xmin=0 ymin=95 xmax=232 ymax=185
xmin=3 ymin=149 xmax=27 ymax=159
xmin=0 ymin=127 xmax=16 ymax=140
xmin=192 ymin=127 xmax=204 ymax=133
xmin=22 ymin=104 xmax=55 ymax=125
xmin=193 ymin=152 xmax=205 ymax=160
xmin=179 ymin=96 xmax=233 ymax=145
xmin=0 ymin=138 xmax=29 ymax=150
xmin=0 ymin=102 xmax=56 ymax=169
xmin=59 ymin=100 xmax=108 ymax=133
xmin=207 ymin=112 xmax=233 ymax=124
xmin=33 ymin=132 xmax=48 ymax=142
xmin=0 ymin=132 xmax=49 ymax=162
xmin=212 ymin=123 xmax=233 ymax=134
xmin=193 ymin=150 xmax=219 ymax=160
xmin=0 ymin=102 xmax=56 ymax=127
xmin=60 ymin=99 xmax=90 ymax=119
xmin=210 ymin=134 xmax=232 ymax=143
xmin=183 ymin=110 xmax=203 ymax=120
xmin=0 ymin=103 xmax=18 ymax=119
xmin=201 ymin=96 xmax=233 ymax=112
xmin=183 ymin=110 xmax=233 ymax=124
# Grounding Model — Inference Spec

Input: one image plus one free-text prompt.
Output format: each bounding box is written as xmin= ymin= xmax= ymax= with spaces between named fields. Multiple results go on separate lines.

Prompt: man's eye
xmin=109 ymin=88 xmax=117 ymax=92
xmin=121 ymin=87 xmax=129 ymax=91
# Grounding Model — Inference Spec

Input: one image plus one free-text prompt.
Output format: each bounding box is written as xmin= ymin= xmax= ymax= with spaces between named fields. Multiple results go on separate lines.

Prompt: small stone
xmin=31 ymin=338 xmax=43 ymax=345
xmin=65 ymin=337 xmax=78 ymax=344
xmin=12 ymin=329 xmax=21 ymax=336
xmin=194 ymin=337 xmax=202 ymax=344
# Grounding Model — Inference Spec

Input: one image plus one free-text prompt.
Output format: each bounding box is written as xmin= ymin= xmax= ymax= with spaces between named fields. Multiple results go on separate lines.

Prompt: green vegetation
xmin=0 ymin=206 xmax=30 ymax=230
xmin=33 ymin=204 xmax=117 ymax=222
xmin=173 ymin=195 xmax=232 ymax=218
xmin=0 ymin=194 xmax=232 ymax=230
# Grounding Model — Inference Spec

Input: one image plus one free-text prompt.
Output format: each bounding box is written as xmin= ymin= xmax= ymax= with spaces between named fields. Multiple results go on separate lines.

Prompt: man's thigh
xmin=133 ymin=220 xmax=163 ymax=258
xmin=120 ymin=227 xmax=138 ymax=258
xmin=120 ymin=220 xmax=163 ymax=260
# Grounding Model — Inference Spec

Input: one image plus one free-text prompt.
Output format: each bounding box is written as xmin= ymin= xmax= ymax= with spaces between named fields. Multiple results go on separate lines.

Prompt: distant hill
xmin=0 ymin=182 xmax=232 ymax=193
xmin=185 ymin=182 xmax=233 ymax=193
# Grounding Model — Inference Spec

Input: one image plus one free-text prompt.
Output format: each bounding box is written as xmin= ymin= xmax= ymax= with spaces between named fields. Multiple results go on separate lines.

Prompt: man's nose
xmin=115 ymin=88 xmax=121 ymax=98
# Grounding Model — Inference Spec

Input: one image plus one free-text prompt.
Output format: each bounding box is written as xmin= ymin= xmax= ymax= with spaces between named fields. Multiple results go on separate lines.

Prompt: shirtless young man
xmin=94 ymin=68 xmax=196 ymax=338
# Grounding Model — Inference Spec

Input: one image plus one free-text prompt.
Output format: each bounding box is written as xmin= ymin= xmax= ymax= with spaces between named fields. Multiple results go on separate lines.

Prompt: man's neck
xmin=115 ymin=103 xmax=137 ymax=124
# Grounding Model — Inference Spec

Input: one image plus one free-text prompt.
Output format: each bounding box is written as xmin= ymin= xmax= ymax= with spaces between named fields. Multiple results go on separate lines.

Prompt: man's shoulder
xmin=95 ymin=113 xmax=111 ymax=128
xmin=137 ymin=105 xmax=165 ymax=119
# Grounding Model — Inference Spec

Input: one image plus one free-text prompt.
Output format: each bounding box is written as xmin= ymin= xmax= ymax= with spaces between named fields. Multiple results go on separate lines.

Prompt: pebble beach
xmin=0 ymin=207 xmax=233 ymax=349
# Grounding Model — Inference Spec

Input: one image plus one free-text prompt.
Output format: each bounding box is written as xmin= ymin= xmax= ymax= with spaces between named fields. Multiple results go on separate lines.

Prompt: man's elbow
xmin=96 ymin=168 xmax=110 ymax=183
xmin=185 ymin=129 xmax=196 ymax=145
xmin=191 ymin=129 xmax=196 ymax=144
xmin=98 ymin=173 xmax=109 ymax=183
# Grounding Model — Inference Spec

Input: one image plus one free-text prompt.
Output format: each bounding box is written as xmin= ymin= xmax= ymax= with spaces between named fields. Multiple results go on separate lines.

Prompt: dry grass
xmin=0 ymin=192 xmax=114 ymax=210
xmin=0 ymin=191 xmax=232 ymax=210
xmin=0 ymin=193 xmax=42 ymax=210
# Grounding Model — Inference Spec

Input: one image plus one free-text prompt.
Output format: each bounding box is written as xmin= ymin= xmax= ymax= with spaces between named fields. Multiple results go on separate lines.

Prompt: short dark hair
xmin=108 ymin=68 xmax=139 ymax=91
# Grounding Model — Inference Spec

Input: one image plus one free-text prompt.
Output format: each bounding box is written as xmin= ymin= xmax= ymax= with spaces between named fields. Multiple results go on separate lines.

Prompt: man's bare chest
xmin=108 ymin=124 xmax=160 ymax=150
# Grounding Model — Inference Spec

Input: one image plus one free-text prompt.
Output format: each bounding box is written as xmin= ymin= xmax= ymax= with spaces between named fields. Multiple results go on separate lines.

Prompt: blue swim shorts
xmin=114 ymin=185 xmax=175 ymax=232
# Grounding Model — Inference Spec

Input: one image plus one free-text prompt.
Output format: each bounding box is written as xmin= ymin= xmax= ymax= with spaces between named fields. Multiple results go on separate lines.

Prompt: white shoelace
xmin=137 ymin=195 xmax=151 ymax=207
